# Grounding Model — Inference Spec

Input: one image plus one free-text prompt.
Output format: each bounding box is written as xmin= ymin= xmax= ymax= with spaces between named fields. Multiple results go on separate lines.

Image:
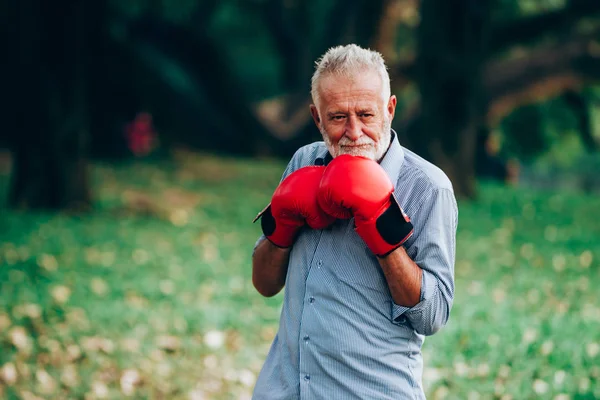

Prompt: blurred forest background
xmin=0 ymin=0 xmax=599 ymax=399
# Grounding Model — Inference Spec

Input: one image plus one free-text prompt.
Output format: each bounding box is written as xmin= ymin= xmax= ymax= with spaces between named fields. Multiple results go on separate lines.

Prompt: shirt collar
xmin=379 ymin=129 xmax=405 ymax=185
xmin=314 ymin=129 xmax=405 ymax=183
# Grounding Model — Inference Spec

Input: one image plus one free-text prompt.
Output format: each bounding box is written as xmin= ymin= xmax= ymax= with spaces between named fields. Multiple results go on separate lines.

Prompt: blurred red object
xmin=125 ymin=112 xmax=158 ymax=156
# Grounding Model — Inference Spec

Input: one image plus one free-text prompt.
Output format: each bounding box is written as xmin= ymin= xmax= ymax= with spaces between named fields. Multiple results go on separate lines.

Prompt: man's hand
xmin=318 ymin=155 xmax=414 ymax=256
xmin=256 ymin=166 xmax=335 ymax=248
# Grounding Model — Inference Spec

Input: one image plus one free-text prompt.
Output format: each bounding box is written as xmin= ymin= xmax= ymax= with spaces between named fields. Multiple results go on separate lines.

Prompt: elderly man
xmin=252 ymin=44 xmax=458 ymax=399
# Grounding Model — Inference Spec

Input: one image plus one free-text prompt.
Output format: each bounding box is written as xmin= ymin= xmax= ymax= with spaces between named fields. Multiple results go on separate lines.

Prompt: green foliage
xmin=500 ymin=93 xmax=595 ymax=166
xmin=493 ymin=0 xmax=567 ymax=21
xmin=207 ymin=2 xmax=285 ymax=101
xmin=517 ymin=0 xmax=567 ymax=16
xmin=501 ymin=104 xmax=548 ymax=161
xmin=110 ymin=0 xmax=199 ymax=23
xmin=0 ymin=154 xmax=599 ymax=399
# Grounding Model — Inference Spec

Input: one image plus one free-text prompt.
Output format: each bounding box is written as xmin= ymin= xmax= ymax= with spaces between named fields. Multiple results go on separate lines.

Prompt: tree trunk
xmin=413 ymin=0 xmax=491 ymax=199
xmin=563 ymin=90 xmax=598 ymax=152
xmin=8 ymin=0 xmax=92 ymax=210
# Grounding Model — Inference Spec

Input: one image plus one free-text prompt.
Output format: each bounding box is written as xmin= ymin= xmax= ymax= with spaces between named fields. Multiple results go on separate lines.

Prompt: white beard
xmin=321 ymin=117 xmax=392 ymax=161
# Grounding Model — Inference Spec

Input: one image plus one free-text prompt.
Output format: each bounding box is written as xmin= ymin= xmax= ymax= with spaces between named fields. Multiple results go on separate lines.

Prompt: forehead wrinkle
xmin=324 ymin=97 xmax=381 ymax=115
xmin=321 ymin=87 xmax=382 ymax=107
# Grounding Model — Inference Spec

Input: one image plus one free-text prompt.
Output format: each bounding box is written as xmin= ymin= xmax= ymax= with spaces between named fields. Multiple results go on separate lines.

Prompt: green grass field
xmin=0 ymin=151 xmax=599 ymax=400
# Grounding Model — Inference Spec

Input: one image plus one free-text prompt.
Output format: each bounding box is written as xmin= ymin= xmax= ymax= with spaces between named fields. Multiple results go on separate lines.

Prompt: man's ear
xmin=310 ymin=105 xmax=321 ymax=127
xmin=387 ymin=95 xmax=397 ymax=121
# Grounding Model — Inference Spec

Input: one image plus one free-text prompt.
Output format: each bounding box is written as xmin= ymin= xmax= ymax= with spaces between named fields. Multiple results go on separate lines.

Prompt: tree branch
xmin=483 ymin=31 xmax=600 ymax=124
xmin=489 ymin=1 xmax=600 ymax=54
xmin=389 ymin=2 xmax=600 ymax=82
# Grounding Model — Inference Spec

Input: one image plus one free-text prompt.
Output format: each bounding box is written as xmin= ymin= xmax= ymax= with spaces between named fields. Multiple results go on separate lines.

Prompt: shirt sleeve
xmin=391 ymin=187 xmax=458 ymax=336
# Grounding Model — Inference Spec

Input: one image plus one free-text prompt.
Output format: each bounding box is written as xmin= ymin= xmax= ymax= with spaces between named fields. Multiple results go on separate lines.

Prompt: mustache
xmin=338 ymin=137 xmax=375 ymax=146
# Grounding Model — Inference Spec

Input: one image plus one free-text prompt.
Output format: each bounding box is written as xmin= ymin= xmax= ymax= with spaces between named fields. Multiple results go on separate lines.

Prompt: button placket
xmin=300 ymin=231 xmax=329 ymax=396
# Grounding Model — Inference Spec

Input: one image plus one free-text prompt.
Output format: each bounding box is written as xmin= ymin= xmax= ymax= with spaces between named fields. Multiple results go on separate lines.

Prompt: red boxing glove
xmin=317 ymin=154 xmax=414 ymax=257
xmin=254 ymin=166 xmax=335 ymax=248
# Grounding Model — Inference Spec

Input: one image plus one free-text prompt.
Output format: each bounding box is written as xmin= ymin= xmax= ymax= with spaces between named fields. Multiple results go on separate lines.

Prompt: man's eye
xmin=332 ymin=116 xmax=345 ymax=121
xmin=361 ymin=114 xmax=373 ymax=118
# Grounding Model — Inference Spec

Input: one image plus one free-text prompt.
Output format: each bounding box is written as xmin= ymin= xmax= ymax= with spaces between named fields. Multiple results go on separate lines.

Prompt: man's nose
xmin=344 ymin=116 xmax=362 ymax=141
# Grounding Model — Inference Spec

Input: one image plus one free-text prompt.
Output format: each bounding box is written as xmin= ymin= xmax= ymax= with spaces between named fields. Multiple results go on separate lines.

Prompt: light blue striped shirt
xmin=253 ymin=132 xmax=458 ymax=399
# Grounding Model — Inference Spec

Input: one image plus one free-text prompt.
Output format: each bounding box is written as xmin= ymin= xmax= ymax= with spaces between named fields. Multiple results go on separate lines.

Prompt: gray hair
xmin=310 ymin=44 xmax=391 ymax=108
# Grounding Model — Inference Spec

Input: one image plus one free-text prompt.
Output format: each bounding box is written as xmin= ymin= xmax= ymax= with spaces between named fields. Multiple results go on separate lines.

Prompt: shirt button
xmin=317 ymin=260 xmax=323 ymax=267
xmin=303 ymin=335 xmax=310 ymax=341
xmin=309 ymin=297 xmax=315 ymax=303
xmin=304 ymin=375 xmax=310 ymax=381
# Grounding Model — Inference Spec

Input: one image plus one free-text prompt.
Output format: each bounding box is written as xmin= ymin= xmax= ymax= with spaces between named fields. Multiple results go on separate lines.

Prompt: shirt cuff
xmin=252 ymin=235 xmax=267 ymax=256
xmin=391 ymin=268 xmax=438 ymax=324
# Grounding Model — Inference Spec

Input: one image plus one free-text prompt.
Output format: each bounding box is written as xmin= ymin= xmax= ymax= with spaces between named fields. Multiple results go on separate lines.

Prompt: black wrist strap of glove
xmin=253 ymin=204 xmax=276 ymax=237
xmin=376 ymin=194 xmax=414 ymax=247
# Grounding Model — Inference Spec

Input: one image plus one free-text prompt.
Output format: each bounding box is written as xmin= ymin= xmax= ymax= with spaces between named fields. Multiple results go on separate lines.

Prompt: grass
xmin=0 ymin=150 xmax=599 ymax=400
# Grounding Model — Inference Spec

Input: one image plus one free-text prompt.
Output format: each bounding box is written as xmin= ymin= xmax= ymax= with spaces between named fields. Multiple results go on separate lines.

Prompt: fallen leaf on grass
xmin=125 ymin=292 xmax=149 ymax=309
xmin=579 ymin=377 xmax=591 ymax=392
xmin=580 ymin=250 xmax=593 ymax=268
xmin=120 ymin=338 xmax=140 ymax=353
xmin=169 ymin=209 xmax=190 ymax=226
xmin=13 ymin=304 xmax=42 ymax=319
xmin=159 ymin=280 xmax=175 ymax=295
xmin=66 ymin=308 xmax=91 ymax=331
xmin=188 ymin=389 xmax=207 ymax=400
xmin=156 ymin=335 xmax=181 ymax=352
xmin=81 ymin=337 xmax=115 ymax=354
xmin=91 ymin=278 xmax=109 ymax=296
xmin=91 ymin=381 xmax=110 ymax=399
xmin=36 ymin=369 xmax=56 ymax=394
xmin=162 ymin=188 xmax=203 ymax=209
xmin=554 ymin=370 xmax=567 ymax=386
xmin=260 ymin=326 xmax=276 ymax=341
xmin=522 ymin=328 xmax=538 ymax=345
xmin=226 ymin=330 xmax=243 ymax=352
xmin=1 ymin=363 xmax=18 ymax=385
xmin=587 ymin=342 xmax=600 ymax=358
xmin=9 ymin=326 xmax=32 ymax=353
xmin=50 ymin=285 xmax=71 ymax=304
xmin=532 ymin=379 xmax=549 ymax=395
xmin=132 ymin=249 xmax=150 ymax=265
xmin=16 ymin=361 xmax=31 ymax=380
xmin=120 ymin=369 xmax=141 ymax=396
xmin=61 ymin=364 xmax=79 ymax=388
xmin=203 ymin=355 xmax=218 ymax=370
xmin=238 ymin=369 xmax=256 ymax=388
xmin=37 ymin=254 xmax=58 ymax=272
xmin=19 ymin=391 xmax=44 ymax=400
xmin=0 ymin=313 xmax=12 ymax=331
xmin=66 ymin=344 xmax=83 ymax=362
xmin=204 ymin=330 xmax=225 ymax=350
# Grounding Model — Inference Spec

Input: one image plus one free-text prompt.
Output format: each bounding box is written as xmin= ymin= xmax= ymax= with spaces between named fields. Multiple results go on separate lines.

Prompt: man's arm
xmin=378 ymin=247 xmax=422 ymax=307
xmin=252 ymin=238 xmax=291 ymax=297
xmin=388 ymin=188 xmax=457 ymax=336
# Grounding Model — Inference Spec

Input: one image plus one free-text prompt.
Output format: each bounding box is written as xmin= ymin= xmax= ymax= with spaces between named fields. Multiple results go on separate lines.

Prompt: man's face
xmin=310 ymin=70 xmax=396 ymax=161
